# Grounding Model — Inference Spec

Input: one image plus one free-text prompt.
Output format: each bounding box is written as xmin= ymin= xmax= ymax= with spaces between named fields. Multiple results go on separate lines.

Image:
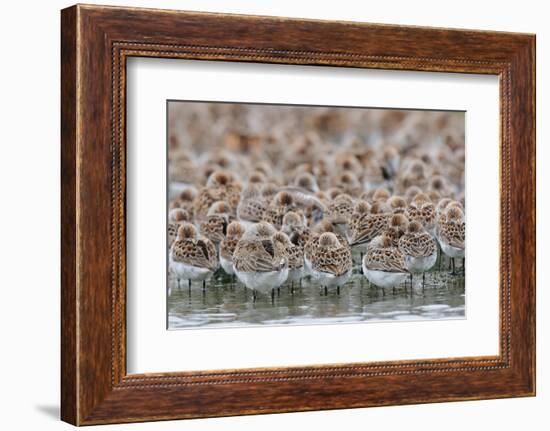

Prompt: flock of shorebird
xmin=167 ymin=107 xmax=465 ymax=299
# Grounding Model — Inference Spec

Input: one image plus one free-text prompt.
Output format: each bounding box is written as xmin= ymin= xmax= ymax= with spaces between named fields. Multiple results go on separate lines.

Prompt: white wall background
xmin=0 ymin=0 xmax=546 ymax=429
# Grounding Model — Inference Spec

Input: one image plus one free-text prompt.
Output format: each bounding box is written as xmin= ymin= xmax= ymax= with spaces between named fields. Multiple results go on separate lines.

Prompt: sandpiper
xmin=233 ymin=222 xmax=288 ymax=298
xmin=406 ymin=192 xmax=436 ymax=234
xmin=348 ymin=201 xmax=390 ymax=255
xmin=167 ymin=208 xmax=191 ymax=248
xmin=398 ymin=221 xmax=437 ymax=288
xmin=293 ymin=172 xmax=319 ymax=193
xmin=387 ymin=195 xmax=407 ymax=214
xmin=304 ymin=219 xmax=348 ymax=271
xmin=372 ymin=187 xmax=391 ymax=204
xmin=236 ymin=184 xmax=267 ymax=228
xmin=362 ymin=234 xmax=409 ymax=290
xmin=194 ymin=171 xmax=241 ymax=220
xmin=281 ymin=211 xmax=311 ymax=247
xmin=169 ymin=223 xmax=219 ymax=290
xmin=438 ymin=205 xmax=465 ymax=274
xmin=262 ymin=191 xmax=296 ymax=229
xmin=171 ymin=187 xmax=197 ymax=218
xmin=384 ymin=213 xmax=409 ymax=247
xmin=219 ymin=221 xmax=245 ymax=276
xmin=272 ymin=231 xmax=305 ymax=289
xmin=199 ymin=200 xmax=231 ymax=246
xmin=307 ymin=232 xmax=352 ymax=295
xmin=346 ymin=200 xmax=371 ymax=267
xmin=326 ymin=193 xmax=354 ymax=239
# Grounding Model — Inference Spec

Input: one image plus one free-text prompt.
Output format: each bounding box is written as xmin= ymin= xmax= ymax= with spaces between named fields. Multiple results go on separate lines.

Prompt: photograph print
xmin=167 ymin=101 xmax=466 ymax=329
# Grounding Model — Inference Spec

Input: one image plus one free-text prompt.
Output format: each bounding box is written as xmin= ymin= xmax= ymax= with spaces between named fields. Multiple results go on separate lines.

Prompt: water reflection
xmin=168 ymin=267 xmax=465 ymax=329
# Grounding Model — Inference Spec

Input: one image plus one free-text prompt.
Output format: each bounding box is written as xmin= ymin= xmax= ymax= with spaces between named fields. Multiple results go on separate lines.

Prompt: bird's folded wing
xmin=351 ymin=215 xmax=387 ymax=244
xmin=366 ymin=249 xmax=407 ymax=273
xmin=440 ymin=224 xmax=465 ymax=249
xmin=234 ymin=241 xmax=277 ymax=273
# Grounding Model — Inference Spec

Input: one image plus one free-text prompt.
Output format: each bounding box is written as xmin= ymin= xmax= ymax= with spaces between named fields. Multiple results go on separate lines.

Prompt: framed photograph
xmin=61 ymin=4 xmax=535 ymax=425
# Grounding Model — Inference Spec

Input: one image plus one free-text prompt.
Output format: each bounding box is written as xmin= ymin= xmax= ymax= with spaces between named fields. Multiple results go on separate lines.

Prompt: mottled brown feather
xmin=233 ymin=239 xmax=287 ymax=273
xmin=439 ymin=220 xmax=465 ymax=249
xmin=365 ymin=247 xmax=407 ymax=273
xmin=350 ymin=213 xmax=389 ymax=245
xmin=399 ymin=231 xmax=437 ymax=257
xmin=171 ymin=236 xmax=218 ymax=271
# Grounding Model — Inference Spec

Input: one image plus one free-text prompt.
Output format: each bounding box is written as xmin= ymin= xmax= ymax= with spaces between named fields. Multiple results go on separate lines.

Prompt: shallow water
xmin=168 ymin=262 xmax=465 ymax=330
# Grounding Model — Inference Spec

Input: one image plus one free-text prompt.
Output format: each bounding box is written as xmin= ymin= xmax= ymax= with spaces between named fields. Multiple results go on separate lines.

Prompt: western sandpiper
xmin=327 ymin=193 xmax=354 ymax=239
xmin=307 ymin=232 xmax=353 ymax=295
xmin=293 ymin=172 xmax=319 ymax=193
xmin=199 ymin=201 xmax=231 ymax=245
xmin=372 ymin=187 xmax=391 ymax=203
xmin=281 ymin=211 xmax=311 ymax=247
xmin=397 ymin=159 xmax=428 ymax=193
xmin=272 ymin=231 xmax=305 ymax=287
xmin=263 ymin=191 xmax=296 ymax=229
xmin=438 ymin=205 xmax=465 ymax=274
xmin=233 ymin=222 xmax=288 ymax=297
xmin=405 ymin=192 xmax=436 ymax=233
xmin=236 ymin=184 xmax=267 ymax=227
xmin=398 ymin=220 xmax=437 ymax=288
xmin=387 ymin=195 xmax=407 ymax=214
xmin=169 ymin=223 xmax=219 ymax=290
xmin=194 ymin=171 xmax=240 ymax=220
xmin=348 ymin=201 xmax=390 ymax=253
xmin=168 ymin=208 xmax=191 ymax=248
xmin=384 ymin=213 xmax=409 ymax=247
xmin=362 ymin=234 xmax=409 ymax=290
xmin=345 ymin=200 xmax=371 ymax=268
xmin=404 ymin=185 xmax=423 ymax=204
xmin=219 ymin=221 xmax=245 ymax=276
xmin=171 ymin=187 xmax=197 ymax=217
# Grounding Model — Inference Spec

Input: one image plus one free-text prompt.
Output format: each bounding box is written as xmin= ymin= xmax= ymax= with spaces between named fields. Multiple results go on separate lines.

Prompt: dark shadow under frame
xmin=61 ymin=4 xmax=535 ymax=425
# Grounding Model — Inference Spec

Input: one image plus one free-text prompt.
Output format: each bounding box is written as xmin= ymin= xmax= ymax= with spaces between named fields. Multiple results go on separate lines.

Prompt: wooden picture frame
xmin=61 ymin=4 xmax=535 ymax=425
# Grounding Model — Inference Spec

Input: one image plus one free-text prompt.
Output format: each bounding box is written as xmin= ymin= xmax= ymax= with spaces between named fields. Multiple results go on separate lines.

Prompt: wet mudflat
xmin=168 ymin=263 xmax=465 ymax=330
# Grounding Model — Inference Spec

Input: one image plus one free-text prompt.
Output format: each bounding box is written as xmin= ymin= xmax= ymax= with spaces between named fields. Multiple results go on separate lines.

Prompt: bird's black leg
xmin=202 ymin=279 xmax=206 ymax=291
xmin=422 ymin=272 xmax=426 ymax=291
xmin=359 ymin=252 xmax=364 ymax=273
xmin=337 ymin=285 xmax=340 ymax=295
xmin=324 ymin=286 xmax=328 ymax=296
